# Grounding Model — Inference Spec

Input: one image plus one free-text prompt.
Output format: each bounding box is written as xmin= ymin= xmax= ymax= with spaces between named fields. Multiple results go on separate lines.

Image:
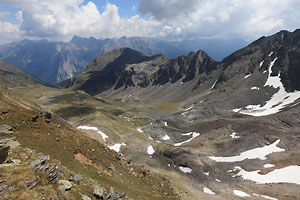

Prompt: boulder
xmin=81 ymin=194 xmax=92 ymax=200
xmin=24 ymin=179 xmax=37 ymax=189
xmin=93 ymin=185 xmax=105 ymax=199
xmin=0 ymin=146 xmax=9 ymax=164
xmin=58 ymin=180 xmax=72 ymax=191
xmin=31 ymin=115 xmax=39 ymax=122
xmin=68 ymin=174 xmax=82 ymax=185
xmin=0 ymin=125 xmax=13 ymax=135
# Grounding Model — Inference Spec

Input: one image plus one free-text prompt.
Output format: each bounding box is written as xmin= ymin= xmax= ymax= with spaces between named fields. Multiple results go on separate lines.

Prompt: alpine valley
xmin=1 ymin=29 xmax=300 ymax=200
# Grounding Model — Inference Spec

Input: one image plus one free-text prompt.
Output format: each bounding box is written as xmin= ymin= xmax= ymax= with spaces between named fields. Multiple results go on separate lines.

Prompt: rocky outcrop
xmin=58 ymin=180 xmax=73 ymax=191
xmin=0 ymin=125 xmax=13 ymax=135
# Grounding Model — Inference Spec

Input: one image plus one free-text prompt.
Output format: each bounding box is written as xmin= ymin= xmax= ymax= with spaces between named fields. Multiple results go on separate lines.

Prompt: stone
xmin=93 ymin=185 xmax=105 ymax=199
xmin=44 ymin=112 xmax=52 ymax=119
xmin=24 ymin=179 xmax=37 ymax=189
xmin=81 ymin=194 xmax=91 ymax=200
xmin=0 ymin=110 xmax=9 ymax=115
xmin=58 ymin=180 xmax=72 ymax=191
xmin=0 ymin=125 xmax=13 ymax=135
xmin=68 ymin=174 xmax=82 ymax=185
xmin=30 ymin=156 xmax=47 ymax=169
xmin=0 ymin=146 xmax=9 ymax=164
xmin=31 ymin=115 xmax=39 ymax=122
xmin=47 ymin=164 xmax=59 ymax=183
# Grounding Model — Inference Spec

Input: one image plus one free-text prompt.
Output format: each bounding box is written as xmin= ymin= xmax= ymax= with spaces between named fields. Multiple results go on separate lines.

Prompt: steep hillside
xmin=64 ymin=48 xmax=219 ymax=101
xmin=0 ymin=87 xmax=178 ymax=199
xmin=0 ymin=59 xmax=43 ymax=89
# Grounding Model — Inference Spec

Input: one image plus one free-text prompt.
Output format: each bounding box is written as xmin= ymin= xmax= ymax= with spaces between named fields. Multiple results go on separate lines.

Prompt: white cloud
xmin=138 ymin=0 xmax=300 ymax=40
xmin=0 ymin=0 xmax=299 ymax=44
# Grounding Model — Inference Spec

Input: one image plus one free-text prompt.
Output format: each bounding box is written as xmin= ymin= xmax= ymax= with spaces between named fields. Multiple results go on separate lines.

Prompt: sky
xmin=0 ymin=0 xmax=299 ymax=44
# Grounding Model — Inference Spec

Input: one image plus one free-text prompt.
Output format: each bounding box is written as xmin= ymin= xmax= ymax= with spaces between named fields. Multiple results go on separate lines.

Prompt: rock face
xmin=63 ymin=47 xmax=217 ymax=98
xmin=0 ymin=36 xmax=185 ymax=85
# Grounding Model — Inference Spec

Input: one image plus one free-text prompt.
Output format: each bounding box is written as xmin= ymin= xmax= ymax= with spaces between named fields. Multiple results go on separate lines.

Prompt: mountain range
xmin=0 ymin=29 xmax=300 ymax=200
xmin=0 ymin=36 xmax=247 ymax=85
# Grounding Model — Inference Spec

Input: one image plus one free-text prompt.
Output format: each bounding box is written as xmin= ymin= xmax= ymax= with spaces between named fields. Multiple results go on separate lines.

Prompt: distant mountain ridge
xmin=0 ymin=36 xmax=248 ymax=85
xmin=0 ymin=36 xmax=186 ymax=85
xmin=64 ymin=29 xmax=300 ymax=109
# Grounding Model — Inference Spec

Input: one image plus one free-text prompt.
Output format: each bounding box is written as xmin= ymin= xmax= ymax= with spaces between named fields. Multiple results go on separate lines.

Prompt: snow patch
xmin=260 ymin=60 xmax=264 ymax=68
xmin=147 ymin=145 xmax=155 ymax=155
xmin=233 ymin=165 xmax=300 ymax=185
xmin=251 ymin=86 xmax=260 ymax=90
xmin=185 ymin=105 xmax=194 ymax=111
xmin=233 ymin=57 xmax=300 ymax=116
xmin=216 ymin=179 xmax=221 ymax=182
xmin=209 ymin=139 xmax=284 ymax=162
xmin=162 ymin=134 xmax=170 ymax=140
xmin=164 ymin=122 xmax=168 ymax=127
xmin=109 ymin=143 xmax=126 ymax=152
xmin=261 ymin=195 xmax=278 ymax=200
xmin=230 ymin=132 xmax=240 ymax=139
xmin=233 ymin=190 xmax=250 ymax=197
xmin=211 ymin=79 xmax=218 ymax=89
xmin=179 ymin=166 xmax=192 ymax=173
xmin=77 ymin=125 xmax=108 ymax=141
xmin=174 ymin=132 xmax=200 ymax=146
xmin=204 ymin=171 xmax=209 ymax=176
xmin=245 ymin=74 xmax=252 ymax=79
xmin=136 ymin=127 xmax=143 ymax=133
xmin=203 ymin=187 xmax=215 ymax=195
xmin=77 ymin=125 xmax=98 ymax=131
xmin=264 ymin=164 xmax=275 ymax=168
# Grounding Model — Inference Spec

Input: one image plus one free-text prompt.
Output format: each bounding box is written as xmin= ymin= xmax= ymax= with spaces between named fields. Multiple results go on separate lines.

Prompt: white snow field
xmin=162 ymin=134 xmax=170 ymax=140
xmin=77 ymin=125 xmax=108 ymax=141
xmin=233 ymin=165 xmax=300 ymax=185
xmin=179 ymin=166 xmax=193 ymax=173
xmin=109 ymin=143 xmax=126 ymax=152
xmin=174 ymin=132 xmax=200 ymax=146
xmin=233 ymin=190 xmax=250 ymax=197
xmin=233 ymin=57 xmax=300 ymax=116
xmin=203 ymin=187 xmax=216 ymax=195
xmin=230 ymin=132 xmax=240 ymax=139
xmin=147 ymin=145 xmax=155 ymax=155
xmin=209 ymin=139 xmax=284 ymax=162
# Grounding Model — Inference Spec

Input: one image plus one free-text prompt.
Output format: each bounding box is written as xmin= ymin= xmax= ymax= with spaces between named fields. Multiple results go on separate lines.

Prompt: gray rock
xmin=58 ymin=180 xmax=72 ymax=191
xmin=93 ymin=185 xmax=105 ymax=199
xmin=47 ymin=164 xmax=59 ymax=183
xmin=81 ymin=194 xmax=91 ymax=200
xmin=24 ymin=179 xmax=37 ymax=189
xmin=0 ymin=146 xmax=9 ymax=164
xmin=31 ymin=115 xmax=39 ymax=122
xmin=30 ymin=157 xmax=47 ymax=169
xmin=68 ymin=174 xmax=82 ymax=185
xmin=0 ymin=125 xmax=13 ymax=135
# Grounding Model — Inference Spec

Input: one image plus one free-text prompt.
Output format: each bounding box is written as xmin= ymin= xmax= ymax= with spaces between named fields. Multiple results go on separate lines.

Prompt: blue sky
xmin=0 ymin=0 xmax=299 ymax=44
xmin=0 ymin=0 xmax=140 ymax=24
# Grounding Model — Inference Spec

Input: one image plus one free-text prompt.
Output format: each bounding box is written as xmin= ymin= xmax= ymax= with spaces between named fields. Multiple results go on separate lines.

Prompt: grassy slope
xmin=0 ymin=86 xmax=179 ymax=200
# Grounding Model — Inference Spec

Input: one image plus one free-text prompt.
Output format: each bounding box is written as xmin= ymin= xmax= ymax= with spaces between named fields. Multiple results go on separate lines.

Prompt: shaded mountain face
xmin=63 ymin=47 xmax=218 ymax=98
xmin=0 ymin=59 xmax=43 ymax=88
xmin=0 ymin=36 xmax=186 ymax=85
xmin=65 ymin=29 xmax=300 ymax=109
